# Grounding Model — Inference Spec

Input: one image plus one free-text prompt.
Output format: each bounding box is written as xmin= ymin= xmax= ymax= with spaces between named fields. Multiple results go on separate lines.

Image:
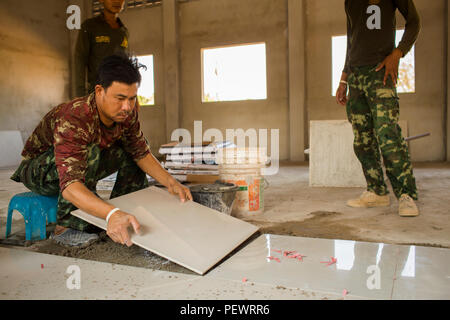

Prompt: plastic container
xmin=216 ymin=148 xmax=268 ymax=217
xmin=189 ymin=181 xmax=240 ymax=215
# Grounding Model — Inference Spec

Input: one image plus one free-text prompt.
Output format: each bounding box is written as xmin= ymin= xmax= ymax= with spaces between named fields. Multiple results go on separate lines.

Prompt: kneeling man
xmin=11 ymin=54 xmax=192 ymax=247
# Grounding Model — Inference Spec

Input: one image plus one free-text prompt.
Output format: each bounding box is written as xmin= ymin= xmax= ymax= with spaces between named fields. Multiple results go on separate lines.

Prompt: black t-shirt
xmin=343 ymin=0 xmax=420 ymax=73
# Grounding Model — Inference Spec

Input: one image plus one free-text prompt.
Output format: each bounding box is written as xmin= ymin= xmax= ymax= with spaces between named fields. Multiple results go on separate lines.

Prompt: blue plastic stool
xmin=6 ymin=192 xmax=58 ymax=241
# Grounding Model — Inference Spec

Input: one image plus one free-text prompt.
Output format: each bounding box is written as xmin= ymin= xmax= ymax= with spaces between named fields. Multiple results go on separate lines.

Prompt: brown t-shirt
xmin=21 ymin=93 xmax=150 ymax=192
xmin=343 ymin=0 xmax=421 ymax=73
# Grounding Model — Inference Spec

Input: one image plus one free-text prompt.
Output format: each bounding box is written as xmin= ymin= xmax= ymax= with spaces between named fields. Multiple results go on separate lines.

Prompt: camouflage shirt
xmin=21 ymin=93 xmax=150 ymax=192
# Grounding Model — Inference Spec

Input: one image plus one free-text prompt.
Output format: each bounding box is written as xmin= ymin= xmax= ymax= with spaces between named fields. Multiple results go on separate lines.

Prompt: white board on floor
xmin=71 ymin=186 xmax=259 ymax=275
xmin=309 ymin=120 xmax=408 ymax=187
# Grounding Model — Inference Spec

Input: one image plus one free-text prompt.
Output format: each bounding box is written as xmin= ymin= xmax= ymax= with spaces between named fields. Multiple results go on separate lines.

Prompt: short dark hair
xmin=96 ymin=54 xmax=146 ymax=90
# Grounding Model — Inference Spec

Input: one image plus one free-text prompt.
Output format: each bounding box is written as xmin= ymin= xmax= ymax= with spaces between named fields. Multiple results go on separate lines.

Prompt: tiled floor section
xmin=392 ymin=245 xmax=450 ymax=299
xmin=1 ymin=234 xmax=449 ymax=300
xmin=0 ymin=246 xmax=342 ymax=300
xmin=206 ymin=235 xmax=398 ymax=299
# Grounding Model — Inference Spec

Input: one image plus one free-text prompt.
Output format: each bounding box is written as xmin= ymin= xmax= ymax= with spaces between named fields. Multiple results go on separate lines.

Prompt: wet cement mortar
xmin=251 ymin=211 xmax=361 ymax=240
xmin=28 ymin=231 xmax=197 ymax=275
xmin=22 ymin=229 xmax=264 ymax=276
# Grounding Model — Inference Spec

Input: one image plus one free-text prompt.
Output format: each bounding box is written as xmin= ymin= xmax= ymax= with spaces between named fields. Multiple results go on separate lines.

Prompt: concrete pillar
xmin=447 ymin=1 xmax=450 ymax=161
xmin=288 ymin=0 xmax=306 ymax=161
xmin=68 ymin=0 xmax=92 ymax=99
xmin=163 ymin=0 xmax=181 ymax=141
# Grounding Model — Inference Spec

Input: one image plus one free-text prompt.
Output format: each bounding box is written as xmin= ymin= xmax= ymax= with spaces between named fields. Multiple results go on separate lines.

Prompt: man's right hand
xmin=106 ymin=211 xmax=141 ymax=247
xmin=336 ymin=83 xmax=348 ymax=106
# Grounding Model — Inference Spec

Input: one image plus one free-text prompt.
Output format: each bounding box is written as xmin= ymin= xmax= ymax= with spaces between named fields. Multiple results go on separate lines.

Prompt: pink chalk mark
xmin=242 ymin=278 xmax=248 ymax=283
xmin=272 ymin=249 xmax=307 ymax=261
xmin=343 ymin=289 xmax=349 ymax=296
xmin=320 ymin=257 xmax=337 ymax=266
xmin=283 ymin=250 xmax=296 ymax=257
xmin=293 ymin=254 xmax=307 ymax=261
xmin=267 ymin=256 xmax=281 ymax=263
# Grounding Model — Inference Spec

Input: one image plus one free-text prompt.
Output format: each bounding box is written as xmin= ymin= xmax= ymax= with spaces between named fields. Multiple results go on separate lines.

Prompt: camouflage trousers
xmin=346 ymin=64 xmax=418 ymax=200
xmin=10 ymin=143 xmax=149 ymax=232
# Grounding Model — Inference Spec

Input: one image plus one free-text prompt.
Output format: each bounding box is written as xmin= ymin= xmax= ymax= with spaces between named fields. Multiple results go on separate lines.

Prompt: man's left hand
xmin=376 ymin=48 xmax=403 ymax=86
xmin=167 ymin=178 xmax=193 ymax=202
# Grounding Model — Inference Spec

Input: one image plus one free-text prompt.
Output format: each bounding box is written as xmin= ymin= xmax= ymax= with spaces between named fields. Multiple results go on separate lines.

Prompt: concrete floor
xmin=0 ymin=161 xmax=449 ymax=299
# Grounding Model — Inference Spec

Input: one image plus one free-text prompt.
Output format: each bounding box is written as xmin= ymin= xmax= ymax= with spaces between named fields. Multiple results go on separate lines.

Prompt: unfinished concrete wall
xmin=400 ymin=0 xmax=446 ymax=161
xmin=87 ymin=0 xmax=448 ymax=162
xmin=68 ymin=0 xmax=92 ymax=100
xmin=120 ymin=5 xmax=167 ymax=156
xmin=305 ymin=0 xmax=447 ymax=161
xmin=178 ymin=0 xmax=290 ymax=160
xmin=0 ymin=0 xmax=70 ymax=142
xmin=447 ymin=0 xmax=450 ymax=161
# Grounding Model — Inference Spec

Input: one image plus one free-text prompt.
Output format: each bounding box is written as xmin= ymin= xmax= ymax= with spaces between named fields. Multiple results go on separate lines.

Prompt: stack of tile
xmin=159 ymin=140 xmax=235 ymax=183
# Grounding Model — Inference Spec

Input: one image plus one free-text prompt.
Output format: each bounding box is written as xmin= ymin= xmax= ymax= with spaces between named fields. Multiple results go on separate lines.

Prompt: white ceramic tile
xmin=0 ymin=246 xmax=200 ymax=299
xmin=0 ymin=246 xmax=340 ymax=300
xmin=391 ymin=245 xmax=450 ymax=299
xmin=71 ymin=186 xmax=259 ymax=275
xmin=207 ymin=234 xmax=399 ymax=299
xmin=0 ymin=246 xmax=351 ymax=300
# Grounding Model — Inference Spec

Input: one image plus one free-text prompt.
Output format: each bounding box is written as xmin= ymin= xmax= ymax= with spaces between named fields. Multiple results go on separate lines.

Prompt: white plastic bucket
xmin=217 ymin=148 xmax=268 ymax=217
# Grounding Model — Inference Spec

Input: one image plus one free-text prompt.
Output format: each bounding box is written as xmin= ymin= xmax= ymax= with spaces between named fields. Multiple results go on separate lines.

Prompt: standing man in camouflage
xmin=11 ymin=54 xmax=192 ymax=247
xmin=336 ymin=0 xmax=420 ymax=216
xmin=74 ymin=0 xmax=129 ymax=98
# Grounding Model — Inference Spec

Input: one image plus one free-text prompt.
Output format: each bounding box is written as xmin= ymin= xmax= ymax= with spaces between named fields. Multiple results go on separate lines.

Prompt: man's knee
xmin=11 ymin=156 xmax=60 ymax=196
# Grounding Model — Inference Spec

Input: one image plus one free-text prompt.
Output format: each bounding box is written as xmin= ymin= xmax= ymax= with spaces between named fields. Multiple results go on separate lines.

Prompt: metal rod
xmin=404 ymin=133 xmax=431 ymax=142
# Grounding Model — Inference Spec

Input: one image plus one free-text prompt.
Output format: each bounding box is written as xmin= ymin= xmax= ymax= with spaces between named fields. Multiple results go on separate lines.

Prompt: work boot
xmin=346 ymin=191 xmax=390 ymax=208
xmin=398 ymin=194 xmax=419 ymax=217
xmin=50 ymin=228 xmax=99 ymax=248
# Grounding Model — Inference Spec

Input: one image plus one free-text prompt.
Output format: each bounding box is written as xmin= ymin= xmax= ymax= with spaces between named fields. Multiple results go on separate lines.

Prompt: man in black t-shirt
xmin=336 ymin=0 xmax=421 ymax=217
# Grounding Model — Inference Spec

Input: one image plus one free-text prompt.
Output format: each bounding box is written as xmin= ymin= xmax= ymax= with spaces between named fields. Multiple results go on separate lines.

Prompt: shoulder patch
xmin=95 ymin=36 xmax=110 ymax=43
xmin=121 ymin=36 xmax=128 ymax=48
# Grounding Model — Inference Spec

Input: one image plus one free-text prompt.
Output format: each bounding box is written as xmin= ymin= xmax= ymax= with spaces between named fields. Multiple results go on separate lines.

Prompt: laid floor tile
xmin=0 ymin=246 xmax=198 ymax=300
xmin=207 ymin=234 xmax=399 ymax=299
xmin=0 ymin=246 xmax=348 ymax=300
xmin=391 ymin=245 xmax=450 ymax=299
